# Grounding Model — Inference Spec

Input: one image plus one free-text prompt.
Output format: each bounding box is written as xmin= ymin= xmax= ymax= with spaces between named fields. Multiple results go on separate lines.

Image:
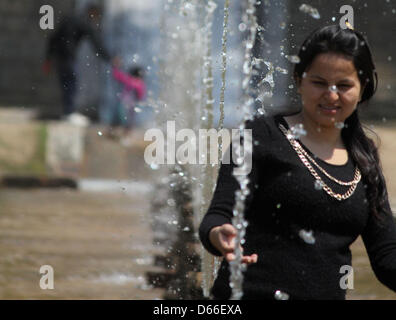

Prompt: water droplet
xmin=150 ymin=163 xmax=159 ymax=170
xmin=388 ymin=56 xmax=392 ymax=61
xmin=97 ymin=131 xmax=103 ymax=136
xmin=331 ymin=17 xmax=336 ymax=22
xmin=238 ymin=23 xmax=247 ymax=32
xmin=285 ymin=55 xmax=301 ymax=64
xmin=133 ymin=54 xmax=140 ymax=63
xmin=299 ymin=229 xmax=316 ymax=244
xmin=329 ymin=85 xmax=338 ymax=92
xmin=334 ymin=122 xmax=345 ymax=129
xmin=290 ymin=123 xmax=307 ymax=139
xmin=314 ymin=180 xmax=324 ymax=190
xmin=275 ymin=66 xmax=288 ymax=74
xmin=274 ymin=290 xmax=290 ymax=300
xmin=243 ymin=61 xmax=250 ymax=74
xmin=276 ymin=203 xmax=281 ymax=209
xmin=299 ymin=4 xmax=320 ymax=19
xmin=257 ymin=108 xmax=266 ymax=115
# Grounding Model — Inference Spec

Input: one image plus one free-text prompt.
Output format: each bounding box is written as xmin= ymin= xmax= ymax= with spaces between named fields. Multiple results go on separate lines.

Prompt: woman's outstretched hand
xmin=209 ymin=223 xmax=258 ymax=265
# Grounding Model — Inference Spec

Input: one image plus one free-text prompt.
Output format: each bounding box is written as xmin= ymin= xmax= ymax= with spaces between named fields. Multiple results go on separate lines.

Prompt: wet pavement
xmin=0 ymin=186 xmax=164 ymax=299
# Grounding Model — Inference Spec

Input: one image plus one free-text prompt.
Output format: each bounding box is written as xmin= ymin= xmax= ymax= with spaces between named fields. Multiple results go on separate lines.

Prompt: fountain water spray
xmin=199 ymin=0 xmax=220 ymax=298
xmin=146 ymin=0 xmax=210 ymax=298
xmin=218 ymin=0 xmax=230 ymax=131
xmin=151 ymin=0 xmax=260 ymax=299
xmin=229 ymin=0 xmax=258 ymax=300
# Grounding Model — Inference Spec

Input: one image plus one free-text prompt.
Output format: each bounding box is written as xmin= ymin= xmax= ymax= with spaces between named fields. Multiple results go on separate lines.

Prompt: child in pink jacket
xmin=107 ymin=66 xmax=146 ymax=141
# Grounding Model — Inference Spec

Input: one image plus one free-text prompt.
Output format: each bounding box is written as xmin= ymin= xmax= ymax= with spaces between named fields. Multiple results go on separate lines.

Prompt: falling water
xmin=218 ymin=0 xmax=230 ymax=131
xmin=152 ymin=0 xmax=259 ymax=299
xmin=153 ymin=0 xmax=222 ymax=298
xmin=229 ymin=0 xmax=258 ymax=300
xmin=199 ymin=0 xmax=220 ymax=298
xmin=150 ymin=0 xmax=205 ymax=296
xmin=202 ymin=0 xmax=217 ymax=129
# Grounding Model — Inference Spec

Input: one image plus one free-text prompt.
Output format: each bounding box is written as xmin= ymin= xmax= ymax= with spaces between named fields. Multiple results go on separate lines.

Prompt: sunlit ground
xmin=0 ymin=188 xmax=164 ymax=299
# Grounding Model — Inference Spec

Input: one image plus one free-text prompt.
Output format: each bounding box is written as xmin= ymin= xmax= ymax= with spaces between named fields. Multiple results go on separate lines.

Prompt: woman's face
xmin=297 ymin=53 xmax=363 ymax=128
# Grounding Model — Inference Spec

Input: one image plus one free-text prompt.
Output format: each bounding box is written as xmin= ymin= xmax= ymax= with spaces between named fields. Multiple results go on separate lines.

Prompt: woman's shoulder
xmin=245 ymin=113 xmax=286 ymax=140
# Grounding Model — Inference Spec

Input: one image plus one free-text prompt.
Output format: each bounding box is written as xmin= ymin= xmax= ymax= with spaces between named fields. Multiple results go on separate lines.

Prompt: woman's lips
xmin=319 ymin=104 xmax=340 ymax=115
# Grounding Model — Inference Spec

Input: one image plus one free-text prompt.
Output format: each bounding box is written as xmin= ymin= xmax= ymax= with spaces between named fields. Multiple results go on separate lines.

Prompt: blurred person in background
xmin=43 ymin=3 xmax=118 ymax=125
xmin=105 ymin=62 xmax=146 ymax=146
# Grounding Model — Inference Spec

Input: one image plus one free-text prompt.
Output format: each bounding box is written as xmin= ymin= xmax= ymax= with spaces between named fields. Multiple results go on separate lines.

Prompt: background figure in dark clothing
xmin=43 ymin=3 xmax=116 ymax=122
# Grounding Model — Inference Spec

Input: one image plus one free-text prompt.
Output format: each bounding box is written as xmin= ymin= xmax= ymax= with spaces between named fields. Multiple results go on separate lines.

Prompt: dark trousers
xmin=56 ymin=60 xmax=77 ymax=115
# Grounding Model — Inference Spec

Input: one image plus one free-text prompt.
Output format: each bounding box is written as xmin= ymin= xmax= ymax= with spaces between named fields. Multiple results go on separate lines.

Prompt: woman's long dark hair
xmin=294 ymin=25 xmax=391 ymax=221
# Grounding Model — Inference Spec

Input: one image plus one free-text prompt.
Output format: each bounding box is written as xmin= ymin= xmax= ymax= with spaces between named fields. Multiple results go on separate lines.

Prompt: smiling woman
xmin=284 ymin=52 xmax=363 ymax=166
xmin=199 ymin=25 xmax=396 ymax=300
xmin=297 ymin=53 xmax=362 ymax=123
xmin=288 ymin=25 xmax=384 ymax=217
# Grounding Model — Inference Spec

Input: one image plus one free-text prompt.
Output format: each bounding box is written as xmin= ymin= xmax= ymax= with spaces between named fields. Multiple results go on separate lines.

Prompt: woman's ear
xmin=359 ymin=84 xmax=366 ymax=103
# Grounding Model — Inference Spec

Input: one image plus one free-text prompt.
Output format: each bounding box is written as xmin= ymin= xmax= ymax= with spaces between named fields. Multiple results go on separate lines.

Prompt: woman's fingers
xmin=241 ymin=254 xmax=258 ymax=264
xmin=218 ymin=224 xmax=237 ymax=252
xmin=225 ymin=253 xmax=258 ymax=264
xmin=210 ymin=224 xmax=258 ymax=265
xmin=225 ymin=253 xmax=258 ymax=265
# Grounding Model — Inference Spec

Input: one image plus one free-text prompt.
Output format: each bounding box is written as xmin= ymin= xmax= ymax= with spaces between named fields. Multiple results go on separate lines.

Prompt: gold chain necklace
xmin=278 ymin=123 xmax=361 ymax=201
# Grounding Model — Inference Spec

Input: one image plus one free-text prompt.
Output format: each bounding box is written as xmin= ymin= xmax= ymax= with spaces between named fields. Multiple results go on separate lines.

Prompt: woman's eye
xmin=337 ymin=84 xmax=352 ymax=90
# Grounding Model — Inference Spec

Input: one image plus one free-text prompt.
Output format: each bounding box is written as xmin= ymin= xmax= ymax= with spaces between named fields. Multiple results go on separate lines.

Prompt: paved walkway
xmin=0 ymin=186 xmax=164 ymax=299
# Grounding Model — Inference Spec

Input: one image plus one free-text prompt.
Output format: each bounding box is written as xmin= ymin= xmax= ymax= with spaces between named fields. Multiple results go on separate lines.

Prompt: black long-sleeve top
xmin=46 ymin=15 xmax=111 ymax=62
xmin=199 ymin=114 xmax=396 ymax=300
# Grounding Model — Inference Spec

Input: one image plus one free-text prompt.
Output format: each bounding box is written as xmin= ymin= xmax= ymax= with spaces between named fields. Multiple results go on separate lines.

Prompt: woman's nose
xmin=324 ymin=85 xmax=339 ymax=101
